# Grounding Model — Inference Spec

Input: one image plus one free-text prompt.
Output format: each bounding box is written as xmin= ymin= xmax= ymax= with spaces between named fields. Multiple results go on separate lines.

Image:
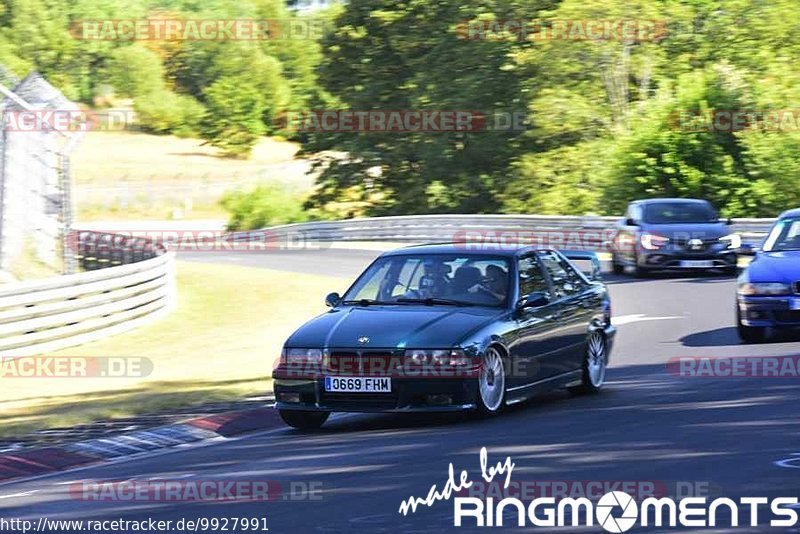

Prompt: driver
xmin=414 ymin=260 xmax=451 ymax=298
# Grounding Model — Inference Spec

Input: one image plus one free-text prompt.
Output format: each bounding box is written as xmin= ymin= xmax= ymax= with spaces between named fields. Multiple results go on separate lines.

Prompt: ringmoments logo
xmin=398 ymin=448 xmax=800 ymax=530
xmin=595 ymin=491 xmax=638 ymax=532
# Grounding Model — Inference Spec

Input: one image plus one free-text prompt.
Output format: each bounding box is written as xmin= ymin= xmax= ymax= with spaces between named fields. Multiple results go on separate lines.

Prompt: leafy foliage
xmin=200 ymin=76 xmax=266 ymax=157
xmin=220 ymin=184 xmax=311 ymax=230
xmin=305 ymin=0 xmax=800 ymax=217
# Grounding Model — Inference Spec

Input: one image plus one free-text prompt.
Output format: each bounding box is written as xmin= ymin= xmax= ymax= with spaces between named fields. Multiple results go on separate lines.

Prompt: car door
xmin=538 ymin=251 xmax=592 ymax=375
xmin=508 ymin=253 xmax=563 ymax=385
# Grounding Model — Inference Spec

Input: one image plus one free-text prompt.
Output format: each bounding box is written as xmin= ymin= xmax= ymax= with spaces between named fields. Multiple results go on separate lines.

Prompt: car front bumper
xmin=274 ymin=377 xmax=479 ymax=413
xmin=638 ymin=244 xmax=736 ymax=271
xmin=738 ymin=295 xmax=800 ymax=327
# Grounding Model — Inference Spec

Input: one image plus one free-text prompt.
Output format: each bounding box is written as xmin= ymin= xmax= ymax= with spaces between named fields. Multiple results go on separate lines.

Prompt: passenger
xmin=485 ymin=264 xmax=509 ymax=300
xmin=466 ymin=264 xmax=508 ymax=303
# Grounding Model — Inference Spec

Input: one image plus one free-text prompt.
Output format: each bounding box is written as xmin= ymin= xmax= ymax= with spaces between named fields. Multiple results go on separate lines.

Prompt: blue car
xmin=737 ymin=208 xmax=800 ymax=342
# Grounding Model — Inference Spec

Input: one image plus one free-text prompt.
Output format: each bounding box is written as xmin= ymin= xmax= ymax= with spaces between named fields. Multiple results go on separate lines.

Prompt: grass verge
xmin=0 ymin=260 xmax=347 ymax=438
xmin=71 ymin=131 xmax=314 ymax=221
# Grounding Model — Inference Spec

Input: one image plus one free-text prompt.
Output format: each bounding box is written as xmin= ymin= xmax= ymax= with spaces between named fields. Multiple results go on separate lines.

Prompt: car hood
xmin=285 ymin=305 xmax=506 ymax=349
xmin=642 ymin=222 xmax=729 ymax=240
xmin=744 ymin=251 xmax=800 ymax=283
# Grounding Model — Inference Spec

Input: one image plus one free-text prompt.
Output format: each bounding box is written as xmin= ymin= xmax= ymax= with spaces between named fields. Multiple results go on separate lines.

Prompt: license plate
xmin=324 ymin=376 xmax=391 ymax=393
xmin=680 ymin=260 xmax=714 ymax=268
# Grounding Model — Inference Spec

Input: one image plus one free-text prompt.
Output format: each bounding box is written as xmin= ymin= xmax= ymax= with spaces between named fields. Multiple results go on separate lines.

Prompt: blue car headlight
xmin=737 ymin=282 xmax=791 ymax=296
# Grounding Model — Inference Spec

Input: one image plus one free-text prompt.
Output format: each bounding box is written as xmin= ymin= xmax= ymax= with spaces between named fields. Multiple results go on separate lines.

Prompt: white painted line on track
xmin=774 ymin=453 xmax=800 ymax=469
xmin=612 ymin=314 xmax=683 ymax=326
xmin=0 ymin=490 xmax=38 ymax=499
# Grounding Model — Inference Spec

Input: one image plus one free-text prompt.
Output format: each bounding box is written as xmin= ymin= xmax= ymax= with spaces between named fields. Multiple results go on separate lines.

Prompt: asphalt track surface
xmin=3 ymin=247 xmax=800 ymax=533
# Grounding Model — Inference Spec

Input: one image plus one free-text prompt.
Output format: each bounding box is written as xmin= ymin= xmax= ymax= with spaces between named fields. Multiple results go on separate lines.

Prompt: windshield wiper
xmin=341 ymin=299 xmax=397 ymax=306
xmin=396 ymin=297 xmax=474 ymax=307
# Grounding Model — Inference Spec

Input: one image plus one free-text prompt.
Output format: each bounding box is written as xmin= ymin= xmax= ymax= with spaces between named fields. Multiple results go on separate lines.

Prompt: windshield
xmin=643 ymin=202 xmax=718 ymax=224
xmin=762 ymin=218 xmax=800 ymax=251
xmin=342 ymin=254 xmax=511 ymax=307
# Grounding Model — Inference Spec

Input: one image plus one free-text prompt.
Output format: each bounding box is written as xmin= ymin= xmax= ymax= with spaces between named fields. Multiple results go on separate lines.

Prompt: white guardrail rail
xmin=0 ymin=232 xmax=176 ymax=357
xmin=231 ymin=214 xmax=775 ymax=249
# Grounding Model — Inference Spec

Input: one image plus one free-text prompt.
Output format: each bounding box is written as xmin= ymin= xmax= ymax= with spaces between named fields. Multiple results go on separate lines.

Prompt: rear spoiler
xmin=559 ymin=250 xmax=602 ymax=280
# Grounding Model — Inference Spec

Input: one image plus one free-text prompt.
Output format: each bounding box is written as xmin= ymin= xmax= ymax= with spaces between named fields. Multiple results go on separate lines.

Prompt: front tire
xmin=477 ymin=346 xmax=506 ymax=415
xmin=569 ymin=332 xmax=607 ymax=394
xmin=610 ymin=253 xmax=624 ymax=275
xmin=632 ymin=256 xmax=649 ymax=278
xmin=737 ymin=307 xmax=767 ymax=343
xmin=279 ymin=410 xmax=330 ymax=430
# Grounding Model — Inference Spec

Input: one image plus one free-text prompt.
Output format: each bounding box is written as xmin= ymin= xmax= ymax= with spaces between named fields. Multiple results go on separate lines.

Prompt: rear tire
xmin=569 ymin=332 xmax=607 ymax=395
xmin=476 ymin=346 xmax=506 ymax=416
xmin=279 ymin=410 xmax=329 ymax=430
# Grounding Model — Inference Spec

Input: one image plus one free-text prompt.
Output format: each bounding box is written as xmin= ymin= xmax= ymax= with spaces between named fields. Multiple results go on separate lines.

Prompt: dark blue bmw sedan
xmin=273 ymin=244 xmax=616 ymax=429
xmin=737 ymin=208 xmax=800 ymax=342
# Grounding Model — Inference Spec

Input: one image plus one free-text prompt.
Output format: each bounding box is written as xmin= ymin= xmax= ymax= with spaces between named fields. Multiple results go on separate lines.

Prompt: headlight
xmin=737 ymin=282 xmax=791 ymax=296
xmin=404 ymin=349 xmax=470 ymax=366
xmin=719 ymin=233 xmax=742 ymax=249
xmin=282 ymin=348 xmax=323 ymax=364
xmin=640 ymin=232 xmax=669 ymax=250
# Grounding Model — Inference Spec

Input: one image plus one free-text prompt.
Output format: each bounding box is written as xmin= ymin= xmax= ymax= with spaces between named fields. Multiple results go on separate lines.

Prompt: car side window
xmin=539 ymin=251 xmax=584 ymax=299
xmin=518 ymin=256 xmax=550 ymax=298
xmin=391 ymin=258 xmax=423 ymax=296
xmin=556 ymin=253 xmax=590 ymax=288
xmin=630 ymin=204 xmax=642 ymax=222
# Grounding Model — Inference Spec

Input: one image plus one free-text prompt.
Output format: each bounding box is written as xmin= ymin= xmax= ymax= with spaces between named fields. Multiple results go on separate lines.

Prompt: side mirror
xmin=737 ymin=244 xmax=759 ymax=256
xmin=726 ymin=218 xmax=733 ymax=226
xmin=625 ymin=217 xmax=638 ymax=227
xmin=325 ymin=292 xmax=341 ymax=307
xmin=516 ymin=291 xmax=550 ymax=310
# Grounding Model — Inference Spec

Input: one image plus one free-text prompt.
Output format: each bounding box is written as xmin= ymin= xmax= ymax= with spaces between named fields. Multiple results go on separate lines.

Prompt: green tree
xmin=200 ymin=76 xmax=266 ymax=158
xmin=304 ymin=0 xmax=546 ymax=215
xmin=106 ymin=45 xmax=165 ymax=98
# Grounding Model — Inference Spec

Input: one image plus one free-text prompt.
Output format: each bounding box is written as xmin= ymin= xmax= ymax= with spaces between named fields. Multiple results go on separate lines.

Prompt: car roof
xmin=632 ymin=198 xmax=711 ymax=205
xmin=380 ymin=242 xmax=537 ymax=257
xmin=779 ymin=207 xmax=800 ymax=219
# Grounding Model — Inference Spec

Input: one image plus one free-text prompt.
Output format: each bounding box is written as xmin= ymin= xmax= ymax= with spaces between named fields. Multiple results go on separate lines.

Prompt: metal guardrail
xmin=0 ymin=214 xmax=770 ymax=356
xmin=232 ymin=214 xmax=775 ymax=249
xmin=0 ymin=231 xmax=176 ymax=357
